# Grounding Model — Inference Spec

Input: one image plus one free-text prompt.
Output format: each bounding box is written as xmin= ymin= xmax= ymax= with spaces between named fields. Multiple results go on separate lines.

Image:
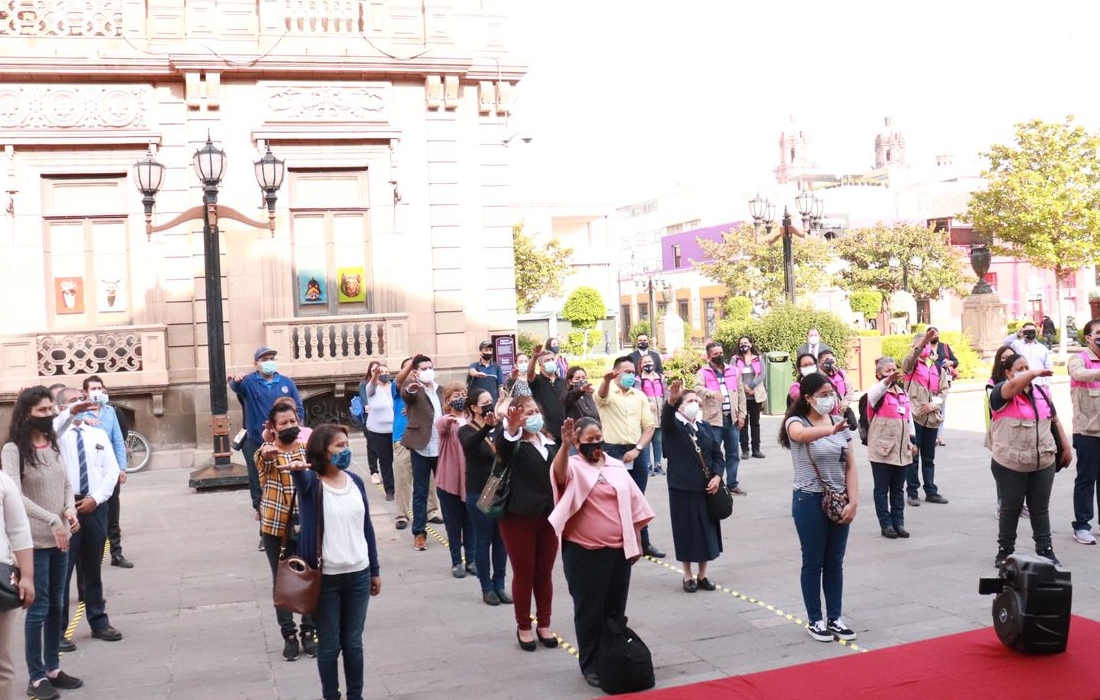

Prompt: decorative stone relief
xmin=0 ymin=84 xmax=149 ymax=130
xmin=0 ymin=0 xmax=123 ymax=37
xmin=37 ymin=330 xmax=143 ymax=376
xmin=264 ymin=83 xmax=390 ymax=122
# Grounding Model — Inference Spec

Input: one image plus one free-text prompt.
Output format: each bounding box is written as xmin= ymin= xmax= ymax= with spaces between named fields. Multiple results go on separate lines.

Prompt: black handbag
xmin=0 ymin=563 xmax=21 ymax=611
xmin=597 ymin=615 xmax=655 ymax=695
xmin=685 ymin=426 xmax=733 ymax=520
xmin=477 ymin=450 xmax=515 ymax=519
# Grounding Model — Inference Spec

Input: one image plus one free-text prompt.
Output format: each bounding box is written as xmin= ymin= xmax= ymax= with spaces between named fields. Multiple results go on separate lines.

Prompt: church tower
xmin=775 ymin=116 xmax=815 ymax=184
xmin=874 ymin=116 xmax=907 ymax=169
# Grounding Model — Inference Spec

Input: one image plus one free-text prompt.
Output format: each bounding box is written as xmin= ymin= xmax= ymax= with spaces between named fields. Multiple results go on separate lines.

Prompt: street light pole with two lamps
xmin=634 ymin=273 xmax=668 ymax=349
xmin=749 ymin=190 xmax=823 ymax=305
xmin=133 ymin=135 xmax=286 ymax=488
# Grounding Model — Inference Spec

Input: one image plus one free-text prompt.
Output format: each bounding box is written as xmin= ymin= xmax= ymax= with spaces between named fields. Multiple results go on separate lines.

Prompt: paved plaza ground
xmin=20 ymin=381 xmax=1100 ymax=699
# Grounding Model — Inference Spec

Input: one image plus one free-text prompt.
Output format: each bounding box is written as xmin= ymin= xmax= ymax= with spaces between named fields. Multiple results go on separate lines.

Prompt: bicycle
xmin=125 ymin=430 xmax=152 ymax=472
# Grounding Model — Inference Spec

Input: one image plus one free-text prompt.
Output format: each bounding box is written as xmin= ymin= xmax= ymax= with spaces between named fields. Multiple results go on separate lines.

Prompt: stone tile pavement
xmin=22 ymin=388 xmax=1100 ymax=699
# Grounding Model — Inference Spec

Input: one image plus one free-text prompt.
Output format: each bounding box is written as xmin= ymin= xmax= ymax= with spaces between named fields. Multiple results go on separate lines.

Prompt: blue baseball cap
xmin=254 ymin=347 xmax=277 ymax=362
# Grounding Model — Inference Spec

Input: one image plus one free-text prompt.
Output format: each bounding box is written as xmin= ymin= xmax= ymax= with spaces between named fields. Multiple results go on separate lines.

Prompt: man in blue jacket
xmin=228 ymin=347 xmax=304 ymax=540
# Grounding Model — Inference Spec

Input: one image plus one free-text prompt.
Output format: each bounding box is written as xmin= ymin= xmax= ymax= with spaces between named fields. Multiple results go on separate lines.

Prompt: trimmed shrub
xmin=725 ymin=296 xmax=753 ymax=321
xmin=713 ymin=303 xmax=852 ymax=364
xmin=848 ymin=289 xmax=882 ymax=318
xmin=663 ymin=347 xmax=705 ymax=388
xmin=880 ymin=331 xmax=980 ymax=380
xmin=517 ymin=333 xmax=538 ymax=357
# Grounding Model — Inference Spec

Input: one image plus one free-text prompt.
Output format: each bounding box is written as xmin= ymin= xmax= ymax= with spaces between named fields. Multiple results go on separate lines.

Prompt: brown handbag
xmin=273 ymin=483 xmax=322 ymax=615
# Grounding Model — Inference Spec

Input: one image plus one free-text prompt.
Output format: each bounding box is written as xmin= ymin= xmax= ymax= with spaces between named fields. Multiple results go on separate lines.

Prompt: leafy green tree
xmin=695 ymin=223 xmax=834 ymax=308
xmin=561 ymin=286 xmax=606 ymax=356
xmin=513 ymin=223 xmax=573 ymax=314
xmin=714 ymin=303 xmax=852 ymax=366
xmin=848 ymin=289 xmax=883 ymax=319
xmin=966 ymin=116 xmax=1100 ymax=355
xmin=834 ymin=222 xmax=973 ymax=315
xmin=724 ymin=296 xmax=753 ymax=321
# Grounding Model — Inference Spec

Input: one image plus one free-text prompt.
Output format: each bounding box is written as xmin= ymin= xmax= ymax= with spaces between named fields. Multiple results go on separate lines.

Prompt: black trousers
xmin=561 ymin=540 xmax=633 ymax=677
xmin=740 ymin=399 xmax=763 ymax=453
xmin=63 ymin=503 xmax=110 ymax=632
xmin=107 ymin=480 xmax=122 ymax=557
xmin=366 ymin=430 xmax=395 ymax=495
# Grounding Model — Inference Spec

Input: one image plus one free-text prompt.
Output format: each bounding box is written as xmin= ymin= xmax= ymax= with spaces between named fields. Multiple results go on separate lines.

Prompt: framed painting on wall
xmin=55 ymin=277 xmax=84 ymax=314
xmin=337 ymin=267 xmax=366 ymax=303
xmin=298 ymin=270 xmax=327 ymax=305
xmin=98 ymin=277 xmax=126 ymax=313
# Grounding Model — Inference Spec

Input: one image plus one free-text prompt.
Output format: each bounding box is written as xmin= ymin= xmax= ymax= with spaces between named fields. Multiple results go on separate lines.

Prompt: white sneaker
xmin=806 ymin=620 xmax=832 ymax=642
xmin=370 ymin=473 xmax=382 ymax=485
xmin=1073 ymin=529 xmax=1097 ymax=545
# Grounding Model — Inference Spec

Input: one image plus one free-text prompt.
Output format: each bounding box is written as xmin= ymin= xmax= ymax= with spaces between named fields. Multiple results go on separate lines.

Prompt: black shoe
xmin=482 ymin=590 xmax=501 ymax=606
xmin=697 ymin=577 xmax=717 ymax=591
xmin=428 ymin=514 xmax=444 ymax=524
xmin=682 ymin=578 xmax=698 ymax=592
xmin=907 ymin=495 xmax=921 ymax=507
xmin=584 ymin=672 xmax=601 ymax=688
xmin=57 ymin=637 xmax=76 ymax=653
xmin=495 ymin=588 xmax=513 ymax=604
xmin=537 ymin=629 xmax=559 ymax=648
xmin=27 ymin=678 xmax=59 ymax=700
xmin=385 ymin=493 xmax=395 ymax=501
xmin=516 ymin=629 xmax=536 ymax=652
xmin=394 ymin=518 xmax=408 ymax=530
xmin=1037 ymin=547 xmax=1061 ymax=566
xmin=282 ymin=635 xmax=300 ymax=661
xmin=300 ymin=630 xmax=317 ymax=658
xmin=994 ymin=547 xmax=1013 ymax=569
xmin=451 ymin=564 xmax=466 ymax=578
xmin=925 ymin=493 xmax=949 ymax=504
xmin=895 ymin=526 xmax=910 ymax=538
xmin=48 ymin=671 xmax=83 ymax=690
xmin=643 ymin=543 xmax=666 ymax=558
xmin=881 ymin=526 xmax=898 ymax=539
xmin=111 ymin=555 xmax=134 ymax=568
xmin=752 ymin=451 xmax=766 ymax=459
xmin=741 ymin=449 xmax=750 ymax=459
xmin=465 ymin=561 xmax=478 ymax=576
xmin=91 ymin=625 xmax=123 ymax=641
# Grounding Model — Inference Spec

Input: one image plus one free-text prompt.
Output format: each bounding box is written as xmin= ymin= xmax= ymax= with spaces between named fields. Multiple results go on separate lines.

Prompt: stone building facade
xmin=0 ymin=1 xmax=523 ymax=467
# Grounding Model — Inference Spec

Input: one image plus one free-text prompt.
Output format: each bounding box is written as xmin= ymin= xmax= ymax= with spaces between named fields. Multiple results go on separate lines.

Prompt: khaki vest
xmin=866 ymin=389 xmax=911 ymax=466
xmin=988 ymin=391 xmax=1056 ymax=472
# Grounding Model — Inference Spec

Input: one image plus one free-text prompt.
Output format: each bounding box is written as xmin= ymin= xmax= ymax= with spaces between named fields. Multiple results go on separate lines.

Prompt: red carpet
xmin=622 ymin=615 xmax=1100 ymax=700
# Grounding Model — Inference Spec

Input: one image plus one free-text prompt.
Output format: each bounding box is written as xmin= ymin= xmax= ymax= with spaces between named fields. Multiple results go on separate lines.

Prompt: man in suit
xmin=399 ymin=353 xmax=445 ymax=552
xmin=628 ymin=333 xmax=664 ymax=376
xmin=796 ymin=328 xmax=832 ymax=359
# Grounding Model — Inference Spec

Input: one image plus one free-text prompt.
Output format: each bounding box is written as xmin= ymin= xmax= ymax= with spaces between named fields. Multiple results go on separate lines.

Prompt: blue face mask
xmin=74 ymin=412 xmax=89 ymax=422
xmin=620 ymin=372 xmax=636 ymax=389
xmin=260 ymin=360 xmax=277 ymax=375
xmin=524 ymin=414 xmax=544 ymax=433
xmin=331 ymin=447 xmax=352 ymax=470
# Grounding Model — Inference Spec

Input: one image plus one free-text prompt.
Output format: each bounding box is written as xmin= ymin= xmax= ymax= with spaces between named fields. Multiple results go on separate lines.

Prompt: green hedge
xmin=879 ymin=331 xmax=980 ymax=380
xmin=713 ymin=303 xmax=852 ymax=364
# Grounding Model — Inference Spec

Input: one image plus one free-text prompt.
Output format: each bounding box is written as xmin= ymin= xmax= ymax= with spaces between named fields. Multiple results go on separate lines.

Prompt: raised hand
xmin=668 ymin=379 xmax=683 ymax=404
xmin=603 ymin=369 xmax=621 ymax=383
xmin=831 ymin=419 xmax=848 ymax=435
xmin=506 ymin=403 xmax=525 ymax=433
xmin=560 ymin=417 xmax=576 ymax=447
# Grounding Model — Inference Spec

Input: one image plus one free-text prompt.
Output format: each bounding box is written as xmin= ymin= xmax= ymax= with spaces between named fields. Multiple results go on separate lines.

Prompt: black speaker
xmin=978 ymin=553 xmax=1072 ymax=654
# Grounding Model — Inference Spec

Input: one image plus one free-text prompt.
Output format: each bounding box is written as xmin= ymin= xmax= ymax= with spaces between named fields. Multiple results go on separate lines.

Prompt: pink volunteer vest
xmin=1071 ymin=351 xmax=1100 ymax=390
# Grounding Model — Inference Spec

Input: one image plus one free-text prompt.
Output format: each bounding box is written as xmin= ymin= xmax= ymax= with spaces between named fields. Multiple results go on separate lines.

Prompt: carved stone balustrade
xmin=264 ymin=313 xmax=408 ymax=379
xmin=0 ymin=0 xmax=124 ymax=37
xmin=283 ymin=0 xmax=363 ymax=34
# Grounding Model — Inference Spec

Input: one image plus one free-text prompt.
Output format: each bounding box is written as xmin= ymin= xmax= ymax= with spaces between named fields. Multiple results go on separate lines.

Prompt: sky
xmin=508 ymin=0 xmax=1100 ymax=206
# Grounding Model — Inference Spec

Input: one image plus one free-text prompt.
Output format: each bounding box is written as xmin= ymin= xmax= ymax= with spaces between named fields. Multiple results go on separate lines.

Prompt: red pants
xmin=498 ymin=513 xmax=558 ymax=630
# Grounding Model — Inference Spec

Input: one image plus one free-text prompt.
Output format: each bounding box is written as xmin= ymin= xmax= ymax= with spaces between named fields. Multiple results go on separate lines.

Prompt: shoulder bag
xmin=273 ymin=482 xmax=322 ymax=615
xmin=0 ymin=563 xmax=21 ymax=611
xmin=477 ymin=446 xmax=516 ymax=519
xmin=805 ymin=419 xmax=849 ymax=523
xmin=685 ymin=424 xmax=732 ymax=520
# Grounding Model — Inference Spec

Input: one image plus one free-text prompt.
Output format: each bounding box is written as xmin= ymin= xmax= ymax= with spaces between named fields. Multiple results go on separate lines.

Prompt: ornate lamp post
xmin=634 ymin=273 xmax=668 ymax=348
xmin=889 ymin=254 xmax=924 ymax=292
xmin=750 ymin=191 xmax=822 ymax=304
xmin=134 ymin=136 xmax=285 ymax=488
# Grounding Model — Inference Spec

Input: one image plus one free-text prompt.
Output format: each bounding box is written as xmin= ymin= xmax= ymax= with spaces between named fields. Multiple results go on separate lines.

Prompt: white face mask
xmin=812 ymin=395 xmax=837 ymax=415
xmin=800 ymin=366 xmax=817 ymax=377
xmin=808 ymin=335 xmax=820 ymax=345
xmin=419 ymin=368 xmax=435 ymax=384
xmin=681 ymin=402 xmax=700 ymax=421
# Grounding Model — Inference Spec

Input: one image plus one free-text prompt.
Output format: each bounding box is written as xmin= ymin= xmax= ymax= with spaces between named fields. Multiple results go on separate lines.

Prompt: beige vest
xmin=988 ymin=416 xmax=1056 ymax=472
xmin=1069 ymin=349 xmax=1100 ymax=437
xmin=866 ymin=389 xmax=911 ymax=466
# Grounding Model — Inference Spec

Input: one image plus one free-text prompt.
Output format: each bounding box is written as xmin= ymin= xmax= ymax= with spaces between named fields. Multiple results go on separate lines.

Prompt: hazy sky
xmin=509 ymin=0 xmax=1100 ymax=206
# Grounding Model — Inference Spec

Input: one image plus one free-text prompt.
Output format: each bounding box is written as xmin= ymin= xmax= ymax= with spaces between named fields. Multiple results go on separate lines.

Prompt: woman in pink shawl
xmin=549 ymin=416 xmax=654 ymax=689
xmin=435 ymin=382 xmax=473 ymax=578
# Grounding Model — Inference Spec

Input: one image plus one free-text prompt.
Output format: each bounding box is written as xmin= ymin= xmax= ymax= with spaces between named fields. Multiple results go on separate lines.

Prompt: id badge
xmin=897 ymin=404 xmax=906 ymax=415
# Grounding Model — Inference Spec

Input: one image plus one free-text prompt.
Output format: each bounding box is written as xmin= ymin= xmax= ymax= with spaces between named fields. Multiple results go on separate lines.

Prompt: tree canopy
xmin=562 ymin=286 xmax=605 ymax=329
xmin=513 ymin=223 xmax=573 ymax=314
xmin=695 ymin=223 xmax=834 ymax=308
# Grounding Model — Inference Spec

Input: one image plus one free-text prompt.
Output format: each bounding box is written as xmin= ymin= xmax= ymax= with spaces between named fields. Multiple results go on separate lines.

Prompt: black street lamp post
xmin=750 ymin=191 xmax=823 ymax=305
xmin=134 ymin=136 xmax=285 ymax=488
xmin=635 ymin=273 xmax=667 ymax=348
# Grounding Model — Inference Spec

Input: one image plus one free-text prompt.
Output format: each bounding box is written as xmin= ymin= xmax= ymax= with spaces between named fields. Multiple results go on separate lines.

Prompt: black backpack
xmin=597 ymin=615 xmax=655 ymax=695
xmin=857 ymin=393 xmax=886 ymax=446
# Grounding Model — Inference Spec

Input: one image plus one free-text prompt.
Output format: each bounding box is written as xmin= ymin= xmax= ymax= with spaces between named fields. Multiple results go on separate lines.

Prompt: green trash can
xmin=764 ymin=351 xmax=792 ymax=415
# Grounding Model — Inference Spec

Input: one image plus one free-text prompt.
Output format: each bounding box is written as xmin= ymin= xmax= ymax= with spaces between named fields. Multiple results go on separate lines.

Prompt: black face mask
xmin=637 ymin=342 xmax=649 ymax=351
xmin=481 ymin=403 xmax=495 ymax=417
xmin=642 ymin=366 xmax=654 ymax=373
xmin=481 ymin=352 xmax=493 ymax=360
xmin=578 ymin=441 xmax=604 ymax=464
xmin=29 ymin=415 xmax=54 ymax=434
xmin=738 ymin=345 xmax=750 ymax=354
xmin=709 ymin=355 xmax=724 ymax=366
xmin=548 ymin=344 xmax=560 ymax=353
xmin=821 ymin=360 xmax=836 ymax=372
xmin=1023 ymin=330 xmax=1036 ymax=340
xmin=277 ymin=427 xmax=301 ymax=444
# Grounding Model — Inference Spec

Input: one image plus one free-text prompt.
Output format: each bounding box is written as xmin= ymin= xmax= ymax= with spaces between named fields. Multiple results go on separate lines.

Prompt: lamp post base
xmin=188 ymin=462 xmax=250 ymax=490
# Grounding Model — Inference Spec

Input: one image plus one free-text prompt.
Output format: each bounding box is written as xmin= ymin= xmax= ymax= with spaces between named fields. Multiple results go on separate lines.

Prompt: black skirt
xmin=668 ymin=487 xmax=722 ymax=563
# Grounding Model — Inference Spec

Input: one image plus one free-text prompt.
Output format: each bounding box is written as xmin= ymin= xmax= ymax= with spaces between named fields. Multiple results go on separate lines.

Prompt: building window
xmin=620 ymin=304 xmax=631 ymax=345
xmin=672 ymin=244 xmax=683 ymax=268
xmin=678 ymin=300 xmax=689 ymax=323
xmin=289 ymin=169 xmax=372 ymax=316
xmin=42 ymin=176 xmax=131 ymax=323
xmin=703 ymin=299 xmax=717 ymax=338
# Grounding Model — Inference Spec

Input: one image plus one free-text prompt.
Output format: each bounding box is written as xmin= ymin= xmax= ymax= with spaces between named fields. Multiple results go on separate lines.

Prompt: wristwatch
xmin=634 ymin=444 xmax=645 ymax=451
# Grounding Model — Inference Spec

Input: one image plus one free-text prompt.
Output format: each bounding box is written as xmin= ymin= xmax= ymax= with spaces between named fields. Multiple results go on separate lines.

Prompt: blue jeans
xmin=710 ymin=415 xmax=741 ymax=488
xmin=870 ymin=462 xmax=907 ymax=529
xmin=314 ymin=568 xmax=372 ymax=700
xmin=603 ymin=444 xmax=651 ymax=547
xmin=25 ymin=548 xmax=67 ymax=682
xmin=465 ymin=493 xmax=507 ymax=593
xmin=410 ymin=451 xmax=437 ymax=536
xmin=63 ymin=502 xmax=110 ymax=632
xmin=791 ymin=490 xmax=850 ymax=623
xmin=649 ymin=428 xmax=664 ymax=469
xmin=1072 ymin=434 xmax=1100 ymax=531
xmin=906 ymin=422 xmax=939 ymax=498
xmin=436 ymin=488 xmax=472 ymax=567
xmin=243 ymin=436 xmax=263 ymax=511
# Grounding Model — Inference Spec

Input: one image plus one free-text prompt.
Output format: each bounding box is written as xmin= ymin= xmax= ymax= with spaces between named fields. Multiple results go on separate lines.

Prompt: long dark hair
xmin=778 ymin=373 xmax=836 ymax=449
xmin=304 ymin=423 xmax=348 ymax=475
xmin=7 ymin=385 xmax=58 ymax=475
xmin=990 ymin=346 xmax=1015 ymax=382
xmin=992 ymin=352 xmax=1023 ymax=385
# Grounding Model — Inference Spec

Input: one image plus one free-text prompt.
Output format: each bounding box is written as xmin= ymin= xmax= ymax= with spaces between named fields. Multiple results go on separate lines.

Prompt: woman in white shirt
xmin=0 ymin=470 xmax=34 ymax=700
xmin=364 ymin=363 xmax=396 ymax=500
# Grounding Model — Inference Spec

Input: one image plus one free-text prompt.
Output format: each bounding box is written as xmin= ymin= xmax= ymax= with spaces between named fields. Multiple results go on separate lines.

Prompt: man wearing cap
xmin=229 ymin=347 xmax=305 ymax=535
xmin=468 ymin=341 xmax=505 ymax=402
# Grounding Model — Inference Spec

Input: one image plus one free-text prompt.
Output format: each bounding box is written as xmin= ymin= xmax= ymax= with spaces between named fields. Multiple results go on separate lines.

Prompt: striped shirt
xmin=255 ymin=442 xmax=306 ymax=538
xmin=785 ymin=416 xmax=850 ymax=493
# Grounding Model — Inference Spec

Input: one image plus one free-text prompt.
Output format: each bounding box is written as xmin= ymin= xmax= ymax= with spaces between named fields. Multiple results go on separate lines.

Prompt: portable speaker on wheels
xmin=978 ymin=553 xmax=1072 ymax=654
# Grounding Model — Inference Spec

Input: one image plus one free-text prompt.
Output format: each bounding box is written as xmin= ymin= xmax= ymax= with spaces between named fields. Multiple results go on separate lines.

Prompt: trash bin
xmin=764 ymin=351 xmax=792 ymax=415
